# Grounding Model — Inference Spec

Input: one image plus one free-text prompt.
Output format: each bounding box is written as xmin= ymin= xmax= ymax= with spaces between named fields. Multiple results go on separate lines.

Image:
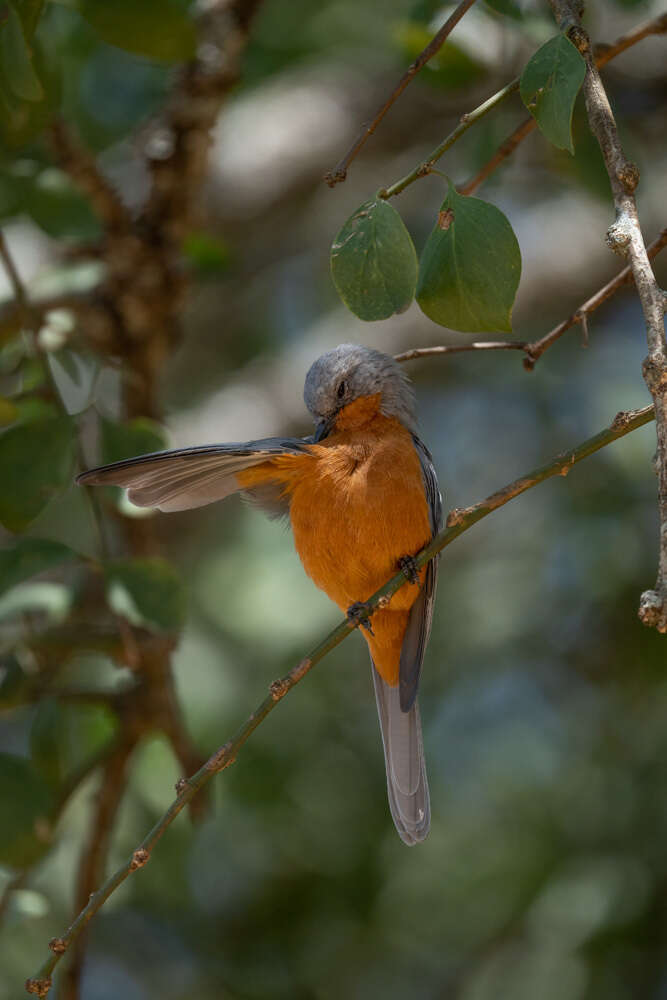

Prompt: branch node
xmin=48 ymin=937 xmax=67 ymax=955
xmin=446 ymin=506 xmax=467 ymax=527
xmin=642 ymin=356 xmax=667 ymax=395
xmin=207 ymin=741 xmax=235 ymax=772
xmin=638 ymin=589 xmax=667 ymax=632
xmin=270 ymin=678 xmax=289 ymax=701
xmin=566 ymin=24 xmax=590 ymax=54
xmin=377 ymin=595 xmax=391 ymax=609
xmin=129 ymin=848 xmax=150 ymax=871
xmin=617 ymin=160 xmax=640 ymax=193
xmin=175 ymin=777 xmax=189 ymax=794
xmin=25 ymin=978 xmax=52 ymax=998
xmin=606 ymin=217 xmax=632 ymax=256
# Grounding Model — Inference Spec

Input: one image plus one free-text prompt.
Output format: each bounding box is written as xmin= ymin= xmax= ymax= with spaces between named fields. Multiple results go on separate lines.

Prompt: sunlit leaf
xmin=0 ymin=416 xmax=75 ymax=531
xmin=106 ymin=557 xmax=186 ymax=632
xmin=330 ymin=199 xmax=417 ymax=321
xmin=0 ymin=537 xmax=76 ymax=597
xmin=417 ymin=185 xmax=521 ymax=333
xmin=0 ymin=753 xmax=53 ymax=867
xmin=520 ymin=34 xmax=586 ymax=154
xmin=74 ymin=0 xmax=197 ymax=63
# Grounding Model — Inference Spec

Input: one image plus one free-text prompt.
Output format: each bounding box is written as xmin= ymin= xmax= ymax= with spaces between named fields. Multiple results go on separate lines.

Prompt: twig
xmin=25 ymin=401 xmax=655 ymax=998
xmin=550 ymin=1 xmax=667 ymax=633
xmin=380 ymin=78 xmax=520 ymax=200
xmin=394 ymin=226 xmax=667 ymax=369
xmin=459 ymin=13 xmax=667 ymax=196
xmin=523 ymin=227 xmax=667 ymax=369
xmin=395 ymin=341 xmax=528 ymax=361
xmin=324 ymin=0 xmax=479 ymax=187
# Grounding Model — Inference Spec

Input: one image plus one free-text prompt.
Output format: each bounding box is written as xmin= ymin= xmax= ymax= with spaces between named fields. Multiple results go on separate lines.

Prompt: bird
xmin=78 ymin=344 xmax=442 ymax=845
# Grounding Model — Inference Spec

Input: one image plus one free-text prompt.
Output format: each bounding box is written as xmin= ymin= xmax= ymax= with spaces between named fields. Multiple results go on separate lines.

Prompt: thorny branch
xmin=549 ymin=0 xmax=667 ymax=632
xmin=26 ymin=402 xmax=655 ymax=998
xmin=323 ymin=0 xmax=479 ymax=187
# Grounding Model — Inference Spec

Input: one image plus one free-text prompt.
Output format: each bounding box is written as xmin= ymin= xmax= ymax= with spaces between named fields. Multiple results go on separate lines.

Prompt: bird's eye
xmin=337 ymin=380 xmax=347 ymax=399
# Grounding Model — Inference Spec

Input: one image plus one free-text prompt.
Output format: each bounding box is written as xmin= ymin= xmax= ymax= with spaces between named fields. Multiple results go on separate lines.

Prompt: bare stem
xmin=324 ymin=0 xmax=479 ymax=187
xmin=26 ymin=401 xmax=655 ymax=998
xmin=549 ymin=0 xmax=667 ymax=632
xmin=380 ymin=78 xmax=519 ymax=199
xmin=395 ymin=341 xmax=528 ymax=361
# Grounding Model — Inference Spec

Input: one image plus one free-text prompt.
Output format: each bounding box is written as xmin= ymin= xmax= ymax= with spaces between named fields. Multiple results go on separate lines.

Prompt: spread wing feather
xmin=398 ymin=436 xmax=442 ymax=712
xmin=76 ymin=437 xmax=311 ymax=513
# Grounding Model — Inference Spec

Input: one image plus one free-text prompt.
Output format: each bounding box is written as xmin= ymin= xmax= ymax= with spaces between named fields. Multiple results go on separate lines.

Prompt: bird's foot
xmin=347 ymin=601 xmax=374 ymax=635
xmin=398 ymin=555 xmax=420 ymax=586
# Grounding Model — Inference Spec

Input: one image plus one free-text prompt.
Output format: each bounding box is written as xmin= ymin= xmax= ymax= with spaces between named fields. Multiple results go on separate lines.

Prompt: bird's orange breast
xmin=237 ymin=410 xmax=432 ymax=685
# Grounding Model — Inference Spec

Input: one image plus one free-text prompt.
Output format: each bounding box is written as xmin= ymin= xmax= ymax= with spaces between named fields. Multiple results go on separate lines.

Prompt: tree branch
xmin=523 ymin=227 xmax=667 ymax=369
xmin=549 ymin=1 xmax=667 ymax=633
xmin=323 ymin=0 xmax=479 ymax=187
xmin=396 ymin=226 xmax=667 ymax=369
xmin=394 ymin=341 xmax=528 ymax=362
xmin=25 ymin=401 xmax=655 ymax=998
xmin=458 ymin=12 xmax=667 ymax=197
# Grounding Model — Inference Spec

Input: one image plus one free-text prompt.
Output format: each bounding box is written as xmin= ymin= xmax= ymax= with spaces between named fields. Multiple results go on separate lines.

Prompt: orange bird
xmin=78 ymin=344 xmax=441 ymax=844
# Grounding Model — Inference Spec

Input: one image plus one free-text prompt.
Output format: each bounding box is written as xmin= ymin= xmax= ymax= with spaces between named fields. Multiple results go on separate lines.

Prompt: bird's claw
xmin=347 ymin=601 xmax=374 ymax=635
xmin=398 ymin=555 xmax=420 ymax=586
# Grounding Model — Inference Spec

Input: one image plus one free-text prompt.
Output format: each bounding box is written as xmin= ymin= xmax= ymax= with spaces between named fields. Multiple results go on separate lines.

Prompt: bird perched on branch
xmin=78 ymin=344 xmax=441 ymax=844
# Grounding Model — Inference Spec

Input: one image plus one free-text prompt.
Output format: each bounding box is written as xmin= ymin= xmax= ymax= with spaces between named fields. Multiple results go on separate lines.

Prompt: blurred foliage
xmin=1 ymin=0 xmax=667 ymax=998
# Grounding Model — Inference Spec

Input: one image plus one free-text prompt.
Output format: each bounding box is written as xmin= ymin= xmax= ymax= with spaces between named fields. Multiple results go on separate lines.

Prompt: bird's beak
xmin=313 ymin=415 xmax=335 ymax=442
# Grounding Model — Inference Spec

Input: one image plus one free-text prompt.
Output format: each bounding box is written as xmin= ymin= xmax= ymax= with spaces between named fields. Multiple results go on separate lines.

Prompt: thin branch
xmin=523 ymin=227 xmax=667 ymax=369
xmin=459 ymin=13 xmax=667 ymax=197
xmin=550 ymin=1 xmax=667 ymax=633
xmin=323 ymin=0 xmax=479 ymax=187
xmin=26 ymin=401 xmax=655 ymax=998
xmin=394 ymin=341 xmax=528 ymax=361
xmin=380 ymin=78 xmax=519 ymax=200
xmin=394 ymin=226 xmax=667 ymax=370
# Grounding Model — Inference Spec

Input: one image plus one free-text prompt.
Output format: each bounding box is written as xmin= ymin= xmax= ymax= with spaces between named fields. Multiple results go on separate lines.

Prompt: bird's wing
xmin=76 ymin=437 xmax=312 ymax=513
xmin=398 ymin=435 xmax=442 ymax=712
xmin=371 ymin=663 xmax=430 ymax=845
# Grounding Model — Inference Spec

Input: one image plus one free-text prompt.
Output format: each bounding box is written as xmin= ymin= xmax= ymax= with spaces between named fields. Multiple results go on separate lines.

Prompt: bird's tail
xmin=371 ymin=664 xmax=430 ymax=845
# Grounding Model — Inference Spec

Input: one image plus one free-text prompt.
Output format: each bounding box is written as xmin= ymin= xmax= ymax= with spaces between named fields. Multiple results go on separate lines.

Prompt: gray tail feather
xmin=371 ymin=664 xmax=430 ymax=846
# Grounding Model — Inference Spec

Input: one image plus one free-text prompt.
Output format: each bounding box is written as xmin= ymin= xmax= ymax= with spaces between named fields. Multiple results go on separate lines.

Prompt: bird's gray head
xmin=303 ymin=344 xmax=416 ymax=439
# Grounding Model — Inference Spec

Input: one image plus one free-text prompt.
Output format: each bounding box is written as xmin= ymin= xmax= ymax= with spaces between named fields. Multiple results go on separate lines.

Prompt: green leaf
xmin=0 ymin=416 xmax=75 ymax=531
xmin=106 ymin=557 xmax=186 ymax=632
xmin=101 ymin=416 xmax=167 ymax=465
xmin=330 ymin=199 xmax=418 ymax=321
xmin=0 ymin=1 xmax=44 ymax=101
xmin=0 ymin=753 xmax=53 ymax=868
xmin=417 ymin=186 xmax=521 ymax=333
xmin=0 ymin=537 xmax=76 ymax=597
xmin=74 ymin=0 xmax=197 ymax=63
xmin=520 ymin=34 xmax=586 ymax=154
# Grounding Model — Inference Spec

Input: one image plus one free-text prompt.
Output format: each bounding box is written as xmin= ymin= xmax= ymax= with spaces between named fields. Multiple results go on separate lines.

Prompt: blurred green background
xmin=2 ymin=0 xmax=667 ymax=997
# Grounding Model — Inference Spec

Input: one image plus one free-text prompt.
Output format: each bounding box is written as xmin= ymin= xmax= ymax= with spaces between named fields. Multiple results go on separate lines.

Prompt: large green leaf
xmin=520 ymin=34 xmax=586 ymax=154
xmin=330 ymin=199 xmax=418 ymax=321
xmin=75 ymin=0 xmax=197 ymax=63
xmin=416 ymin=186 xmax=521 ymax=333
xmin=0 ymin=537 xmax=76 ymax=597
xmin=0 ymin=1 xmax=43 ymax=102
xmin=0 ymin=753 xmax=53 ymax=868
xmin=106 ymin=557 xmax=186 ymax=632
xmin=0 ymin=416 xmax=75 ymax=531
